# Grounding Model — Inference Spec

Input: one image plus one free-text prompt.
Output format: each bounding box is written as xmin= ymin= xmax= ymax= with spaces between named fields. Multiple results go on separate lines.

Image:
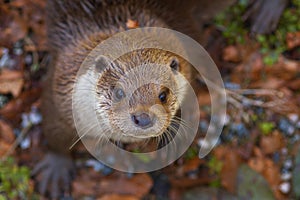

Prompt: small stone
xmin=281 ymin=172 xmax=292 ymax=181
xmin=279 ymin=182 xmax=291 ymax=194
xmin=273 ymin=152 xmax=280 ymax=163
xmin=20 ymin=137 xmax=31 ymax=149
xmin=283 ymin=159 xmax=293 ymax=170
xmin=279 ymin=118 xmax=295 ymax=136
xmin=21 ymin=113 xmax=30 ymax=128
xmin=25 ymin=54 xmax=33 ymax=65
xmin=281 ymin=148 xmax=288 ymax=156
xmin=85 ymin=159 xmax=104 ymax=172
xmin=29 ymin=107 xmax=42 ymax=125
xmin=288 ymin=114 xmax=299 ymax=123
xmin=102 ymin=166 xmax=113 ymax=175
xmin=296 ymin=121 xmax=300 ymax=129
xmin=13 ymin=47 xmax=23 ymax=55
xmin=0 ymin=95 xmax=9 ymax=108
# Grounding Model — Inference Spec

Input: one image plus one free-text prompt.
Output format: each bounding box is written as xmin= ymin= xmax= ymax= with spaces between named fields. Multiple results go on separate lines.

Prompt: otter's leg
xmin=32 ymin=89 xmax=76 ymax=199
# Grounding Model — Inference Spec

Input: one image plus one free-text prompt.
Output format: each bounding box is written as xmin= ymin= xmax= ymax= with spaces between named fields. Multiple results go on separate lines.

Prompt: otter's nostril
xmin=131 ymin=113 xmax=152 ymax=128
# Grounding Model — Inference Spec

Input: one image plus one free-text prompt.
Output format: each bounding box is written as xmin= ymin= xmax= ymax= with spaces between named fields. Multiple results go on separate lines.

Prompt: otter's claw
xmin=31 ymin=152 xmax=75 ymax=199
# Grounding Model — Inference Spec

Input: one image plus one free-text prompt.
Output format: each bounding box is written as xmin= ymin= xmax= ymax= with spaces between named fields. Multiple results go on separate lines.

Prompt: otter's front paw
xmin=31 ymin=152 xmax=75 ymax=199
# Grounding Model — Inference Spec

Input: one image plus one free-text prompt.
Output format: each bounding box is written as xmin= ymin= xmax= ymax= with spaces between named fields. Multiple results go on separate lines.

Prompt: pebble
xmin=272 ymin=152 xmax=280 ymax=163
xmin=279 ymin=118 xmax=295 ymax=136
xmin=101 ymin=166 xmax=113 ymax=175
xmin=288 ymin=114 xmax=299 ymax=123
xmin=230 ymin=123 xmax=249 ymax=137
xmin=0 ymin=95 xmax=9 ymax=108
xmin=21 ymin=113 xmax=30 ymax=128
xmin=28 ymin=107 xmax=42 ymax=125
xmin=85 ymin=159 xmax=104 ymax=172
xmin=281 ymin=148 xmax=288 ymax=156
xmin=283 ymin=159 xmax=293 ymax=170
xmin=280 ymin=172 xmax=292 ymax=181
xmin=20 ymin=137 xmax=31 ymax=149
xmin=279 ymin=182 xmax=291 ymax=194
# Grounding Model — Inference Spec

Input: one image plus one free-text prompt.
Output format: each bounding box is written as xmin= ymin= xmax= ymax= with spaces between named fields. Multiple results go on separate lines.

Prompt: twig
xmin=1 ymin=123 xmax=32 ymax=161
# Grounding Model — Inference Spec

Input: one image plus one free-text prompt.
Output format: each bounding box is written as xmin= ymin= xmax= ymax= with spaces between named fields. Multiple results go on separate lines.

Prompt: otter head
xmin=94 ymin=50 xmax=190 ymax=142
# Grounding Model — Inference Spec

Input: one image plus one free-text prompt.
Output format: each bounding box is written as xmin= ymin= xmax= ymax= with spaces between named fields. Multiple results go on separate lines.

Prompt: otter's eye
xmin=113 ymin=88 xmax=125 ymax=101
xmin=170 ymin=58 xmax=179 ymax=72
xmin=159 ymin=91 xmax=167 ymax=103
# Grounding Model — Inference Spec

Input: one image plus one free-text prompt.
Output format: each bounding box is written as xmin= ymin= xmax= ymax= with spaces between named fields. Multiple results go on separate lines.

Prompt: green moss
xmin=0 ymin=157 xmax=38 ymax=200
xmin=258 ymin=122 xmax=275 ymax=135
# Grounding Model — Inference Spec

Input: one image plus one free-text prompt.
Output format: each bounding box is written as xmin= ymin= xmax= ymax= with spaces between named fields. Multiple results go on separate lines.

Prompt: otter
xmin=33 ymin=0 xmax=285 ymax=198
xmin=34 ymin=1 xmax=205 ymax=198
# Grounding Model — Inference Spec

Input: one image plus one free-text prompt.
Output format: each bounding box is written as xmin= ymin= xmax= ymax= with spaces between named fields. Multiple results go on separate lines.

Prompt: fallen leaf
xmin=97 ymin=194 xmax=139 ymax=200
xmin=0 ymin=120 xmax=15 ymax=144
xmin=0 ymin=4 xmax=27 ymax=47
xmin=0 ymin=69 xmax=24 ymax=97
xmin=126 ymin=19 xmax=139 ymax=29
xmin=222 ymin=45 xmax=242 ymax=62
xmin=0 ymin=87 xmax=41 ymax=122
xmin=286 ymin=31 xmax=300 ymax=49
xmin=0 ymin=140 xmax=11 ymax=157
xmin=177 ymin=157 xmax=203 ymax=176
xmin=73 ymin=173 xmax=153 ymax=199
xmin=214 ymin=146 xmax=241 ymax=193
xmin=260 ymin=130 xmax=284 ymax=155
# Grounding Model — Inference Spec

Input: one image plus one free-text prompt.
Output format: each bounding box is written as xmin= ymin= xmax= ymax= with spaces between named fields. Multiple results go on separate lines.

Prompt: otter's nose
xmin=131 ymin=113 xmax=153 ymax=129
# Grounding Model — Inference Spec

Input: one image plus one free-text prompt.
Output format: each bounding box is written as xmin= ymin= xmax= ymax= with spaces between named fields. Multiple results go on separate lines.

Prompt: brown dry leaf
xmin=177 ymin=157 xmax=204 ymax=176
xmin=73 ymin=173 xmax=152 ymax=199
xmin=72 ymin=179 xmax=98 ymax=197
xmin=0 ymin=69 xmax=24 ymax=97
xmin=99 ymin=173 xmax=152 ymax=198
xmin=281 ymin=58 xmax=299 ymax=72
xmin=0 ymin=140 xmax=12 ymax=157
xmin=287 ymin=79 xmax=300 ymax=91
xmin=220 ymin=151 xmax=241 ymax=193
xmin=262 ymin=159 xmax=283 ymax=200
xmin=222 ymin=45 xmax=242 ymax=62
xmin=214 ymin=146 xmax=241 ymax=193
xmin=126 ymin=19 xmax=139 ymax=29
xmin=9 ymin=0 xmax=47 ymax=50
xmin=0 ymin=4 xmax=27 ymax=47
xmin=97 ymin=194 xmax=139 ymax=200
xmin=251 ymin=77 xmax=285 ymax=90
xmin=286 ymin=31 xmax=300 ymax=49
xmin=248 ymin=147 xmax=264 ymax=172
xmin=260 ymin=130 xmax=284 ymax=155
xmin=0 ymin=87 xmax=41 ymax=122
xmin=0 ymin=120 xmax=15 ymax=144
xmin=248 ymin=157 xmax=265 ymax=173
xmin=0 ymin=115 xmax=15 ymax=158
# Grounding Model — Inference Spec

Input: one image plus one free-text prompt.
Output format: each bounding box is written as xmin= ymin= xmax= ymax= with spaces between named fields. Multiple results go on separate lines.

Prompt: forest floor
xmin=0 ymin=0 xmax=300 ymax=199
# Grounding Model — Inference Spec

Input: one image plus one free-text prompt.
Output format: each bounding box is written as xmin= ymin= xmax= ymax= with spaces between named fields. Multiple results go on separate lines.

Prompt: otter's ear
xmin=169 ymin=57 xmax=180 ymax=73
xmin=94 ymin=55 xmax=111 ymax=73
